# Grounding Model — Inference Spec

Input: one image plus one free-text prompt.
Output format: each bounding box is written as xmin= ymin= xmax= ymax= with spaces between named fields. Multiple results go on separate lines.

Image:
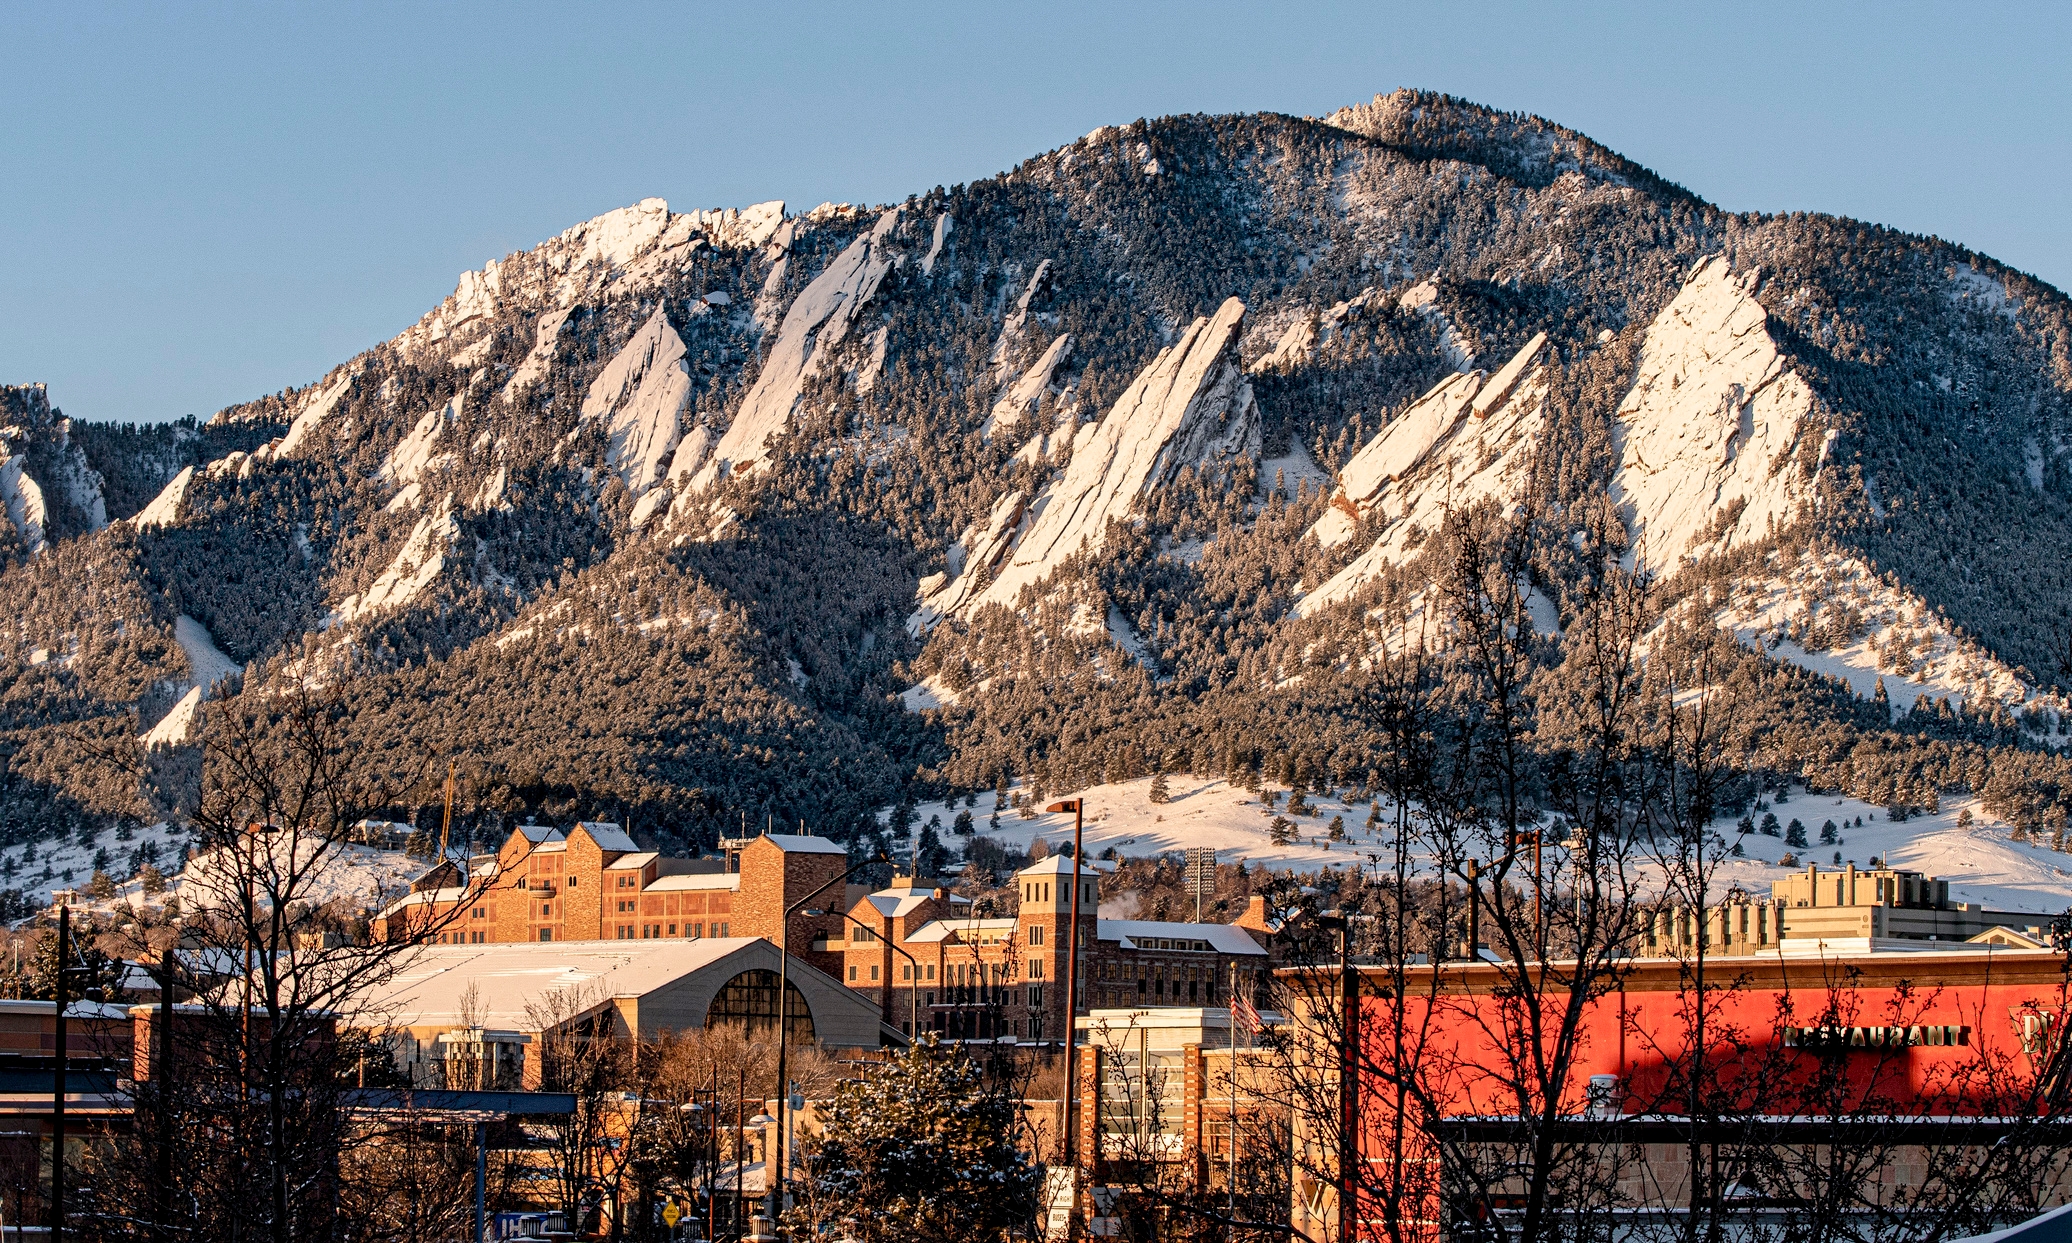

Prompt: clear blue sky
xmin=6 ymin=1 xmax=2068 ymax=425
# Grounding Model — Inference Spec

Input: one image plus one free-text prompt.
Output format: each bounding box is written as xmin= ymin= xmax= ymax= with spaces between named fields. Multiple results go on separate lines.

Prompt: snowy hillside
xmin=0 ymin=87 xmax=2067 ymax=887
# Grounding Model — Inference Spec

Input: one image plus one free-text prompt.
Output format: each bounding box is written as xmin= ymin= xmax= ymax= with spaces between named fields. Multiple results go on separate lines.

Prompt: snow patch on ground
xmin=898 ymin=778 xmax=2072 ymax=916
xmin=174 ymin=614 xmax=241 ymax=690
xmin=901 ymin=776 xmax=1397 ymax=874
xmin=1259 ymin=438 xmax=1330 ymax=501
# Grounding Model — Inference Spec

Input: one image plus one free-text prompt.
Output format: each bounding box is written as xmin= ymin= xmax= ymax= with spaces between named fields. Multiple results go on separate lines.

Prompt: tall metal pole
xmin=1052 ymin=798 xmax=1086 ymax=1239
xmin=1227 ymin=959 xmax=1238 ymax=1219
xmin=474 ymin=1119 xmax=487 ymax=1243
xmin=733 ymin=1070 xmax=745 ymax=1242
xmin=1338 ymin=920 xmax=1356 ymax=1243
xmin=51 ymin=904 xmax=67 ymax=1243
xmin=154 ymin=938 xmax=175 ymax=1242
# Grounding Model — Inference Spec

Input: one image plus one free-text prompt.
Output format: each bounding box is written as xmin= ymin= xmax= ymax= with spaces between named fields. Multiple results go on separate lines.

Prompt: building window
xmin=1030 ymin=1016 xmax=1040 ymax=1038
xmin=541 ymin=903 xmax=551 ymax=917
xmin=717 ymin=922 xmax=728 ymax=937
xmin=924 ymin=992 xmax=935 ymax=1007
xmin=926 ymin=965 xmax=935 ymax=980
xmin=902 ymin=965 xmax=912 ymax=980
xmin=848 ymin=966 xmax=857 ymax=981
xmin=1029 ymin=925 xmax=1043 ymax=946
xmin=538 ymin=929 xmax=553 ymax=942
xmin=1030 ymin=985 xmax=1044 ymax=1009
xmin=870 ymin=965 xmax=879 ymax=981
xmin=1030 ymin=959 xmax=1043 ymax=979
xmin=668 ymin=923 xmax=676 ymax=936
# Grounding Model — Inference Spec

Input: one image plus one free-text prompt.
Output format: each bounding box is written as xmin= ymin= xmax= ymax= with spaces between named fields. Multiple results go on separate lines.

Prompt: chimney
xmin=1234 ymin=895 xmax=1272 ymax=933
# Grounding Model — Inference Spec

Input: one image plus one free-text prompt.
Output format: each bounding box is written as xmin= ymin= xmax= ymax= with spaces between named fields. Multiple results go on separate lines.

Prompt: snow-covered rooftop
xmin=1100 ymin=919 xmax=1266 ymax=957
xmin=573 ymin=822 xmax=639 ymax=853
xmin=760 ymin=834 xmax=846 ymax=856
xmin=367 ymin=937 xmax=763 ymax=1030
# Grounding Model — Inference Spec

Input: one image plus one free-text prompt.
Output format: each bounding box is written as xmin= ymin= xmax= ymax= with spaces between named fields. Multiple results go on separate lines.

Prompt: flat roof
xmin=646 ymin=873 xmax=742 ymax=892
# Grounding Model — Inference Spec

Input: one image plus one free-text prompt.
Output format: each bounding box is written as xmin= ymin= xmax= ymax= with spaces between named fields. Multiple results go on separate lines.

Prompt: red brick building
xmin=838 ymin=854 xmax=1270 ymax=1041
xmin=376 ymin=828 xmax=1272 ymax=1042
xmin=374 ymin=826 xmax=856 ymax=977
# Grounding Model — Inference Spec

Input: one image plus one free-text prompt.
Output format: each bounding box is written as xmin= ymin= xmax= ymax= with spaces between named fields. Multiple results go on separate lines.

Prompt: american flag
xmin=1232 ymin=992 xmax=1262 ymax=1033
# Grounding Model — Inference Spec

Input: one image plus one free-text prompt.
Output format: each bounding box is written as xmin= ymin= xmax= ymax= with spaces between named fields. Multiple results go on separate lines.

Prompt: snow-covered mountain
xmin=8 ymin=89 xmax=2072 ymax=895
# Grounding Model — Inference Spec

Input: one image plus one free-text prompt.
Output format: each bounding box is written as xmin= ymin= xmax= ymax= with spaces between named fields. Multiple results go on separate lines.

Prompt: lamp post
xmin=768 ymin=851 xmax=890 ymax=1221
xmin=811 ymin=906 xmax=921 ymax=1038
xmin=1042 ymin=798 xmax=1087 ymax=1238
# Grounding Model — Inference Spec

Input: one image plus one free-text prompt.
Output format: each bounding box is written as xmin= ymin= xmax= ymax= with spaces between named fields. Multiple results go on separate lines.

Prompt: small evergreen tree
xmin=1269 ymin=817 xmax=1295 ymax=846
xmin=786 ymin=1038 xmax=1040 ymax=1242
xmin=1148 ymin=772 xmax=1170 ymax=805
xmin=1820 ymin=820 xmax=1838 ymax=844
xmin=1785 ymin=819 xmax=1808 ymax=848
xmin=952 ymin=809 xmax=974 ymax=837
xmin=1759 ymin=812 xmax=1781 ymax=837
xmin=1327 ymin=815 xmax=1346 ymax=841
xmin=138 ymin=863 xmax=165 ymax=895
xmin=89 ymin=870 xmax=115 ymax=899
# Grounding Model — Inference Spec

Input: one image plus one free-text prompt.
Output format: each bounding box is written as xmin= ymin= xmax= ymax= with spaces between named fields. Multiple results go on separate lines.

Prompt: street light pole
xmin=769 ymin=851 xmax=889 ymax=1222
xmin=816 ymin=906 xmax=920 ymax=1037
xmin=1044 ymin=798 xmax=1086 ymax=1239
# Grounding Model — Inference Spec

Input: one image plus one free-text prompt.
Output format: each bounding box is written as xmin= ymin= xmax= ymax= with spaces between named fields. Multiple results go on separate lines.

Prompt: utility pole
xmin=51 ymin=904 xmax=67 ymax=1243
xmin=440 ymin=757 xmax=457 ymax=861
xmin=1044 ymin=798 xmax=1087 ymax=1240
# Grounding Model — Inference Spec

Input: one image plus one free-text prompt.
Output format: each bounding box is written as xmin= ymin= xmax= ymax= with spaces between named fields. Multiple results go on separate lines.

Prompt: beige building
xmin=1645 ymin=862 xmax=2048 ymax=957
xmin=365 ymin=937 xmax=894 ymax=1086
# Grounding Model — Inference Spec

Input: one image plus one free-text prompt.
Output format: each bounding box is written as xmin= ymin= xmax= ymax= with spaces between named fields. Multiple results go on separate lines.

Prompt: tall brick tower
xmin=1016 ymin=854 xmax=1100 ymax=1042
xmin=736 ymin=834 xmax=850 ymax=977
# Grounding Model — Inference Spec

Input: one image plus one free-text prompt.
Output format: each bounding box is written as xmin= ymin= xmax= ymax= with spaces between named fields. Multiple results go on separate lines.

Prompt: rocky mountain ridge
xmin=3 ymin=88 xmax=2070 ymax=865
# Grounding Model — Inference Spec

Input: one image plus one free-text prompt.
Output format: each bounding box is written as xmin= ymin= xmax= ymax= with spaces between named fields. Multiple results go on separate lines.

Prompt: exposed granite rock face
xmin=1611 ymin=256 xmax=1821 ymax=572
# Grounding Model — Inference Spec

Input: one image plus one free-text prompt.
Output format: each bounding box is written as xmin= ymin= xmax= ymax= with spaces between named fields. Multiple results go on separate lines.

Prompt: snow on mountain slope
xmin=1299 ymin=332 xmax=1552 ymax=615
xmin=918 ymin=297 xmax=1259 ymax=622
xmin=1610 ymin=257 xmax=1825 ymax=572
xmin=131 ymin=465 xmax=195 ymax=530
xmin=380 ymin=393 xmax=463 ymax=491
xmin=580 ymin=305 xmax=692 ymax=500
xmin=276 ymin=369 xmax=356 ymax=457
xmin=176 ymin=613 xmax=241 ymax=689
xmin=1698 ymin=547 xmax=2062 ymax=724
xmin=396 ymin=197 xmax=786 ymax=366
xmin=687 ymin=208 xmax=904 ymax=494
xmin=0 ymin=456 xmax=48 ymax=553
xmin=333 ymin=496 xmax=458 ymax=624
xmin=983 ymin=331 xmax=1072 ymax=440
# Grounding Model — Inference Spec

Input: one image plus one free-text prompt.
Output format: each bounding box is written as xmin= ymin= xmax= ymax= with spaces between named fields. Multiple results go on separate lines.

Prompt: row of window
xmin=616 ymin=922 xmax=729 ymax=940
xmin=432 ymin=931 xmax=490 ymax=944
